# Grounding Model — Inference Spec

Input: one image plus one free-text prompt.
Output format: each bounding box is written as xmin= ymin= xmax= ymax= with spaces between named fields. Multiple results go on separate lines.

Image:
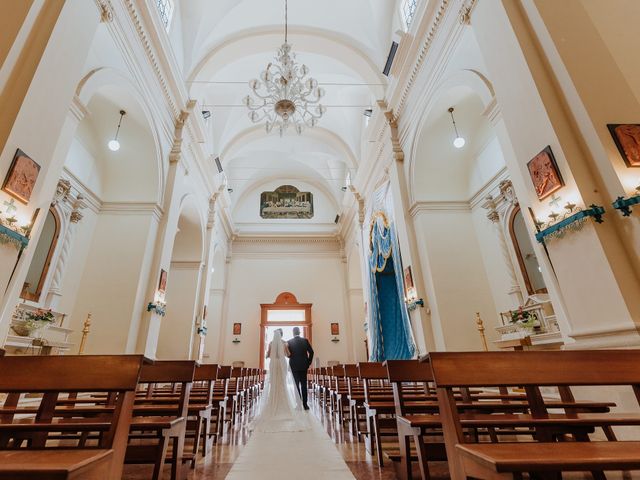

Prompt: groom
xmin=287 ymin=327 xmax=314 ymax=410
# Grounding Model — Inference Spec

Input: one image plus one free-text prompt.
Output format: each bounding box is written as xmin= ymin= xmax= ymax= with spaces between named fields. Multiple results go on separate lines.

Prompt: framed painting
xmin=233 ymin=322 xmax=242 ymax=335
xmin=260 ymin=185 xmax=314 ymax=219
xmin=607 ymin=124 xmax=640 ymax=167
xmin=403 ymin=265 xmax=417 ymax=301
xmin=330 ymin=322 xmax=339 ymax=336
xmin=2 ymin=149 xmax=40 ymax=204
xmin=158 ymin=269 xmax=168 ymax=294
xmin=527 ymin=146 xmax=564 ymax=200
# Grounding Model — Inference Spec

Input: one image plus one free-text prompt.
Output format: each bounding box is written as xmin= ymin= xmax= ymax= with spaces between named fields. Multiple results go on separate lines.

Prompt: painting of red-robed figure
xmin=527 ymin=146 xmax=564 ymax=201
xmin=608 ymin=124 xmax=640 ymax=168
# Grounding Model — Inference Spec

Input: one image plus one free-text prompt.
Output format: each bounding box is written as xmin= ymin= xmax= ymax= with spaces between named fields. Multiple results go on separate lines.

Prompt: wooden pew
xmin=430 ymin=350 xmax=640 ymax=480
xmin=126 ymin=360 xmax=196 ymax=480
xmin=0 ymin=354 xmax=144 ymax=480
xmin=215 ymin=366 xmax=232 ymax=439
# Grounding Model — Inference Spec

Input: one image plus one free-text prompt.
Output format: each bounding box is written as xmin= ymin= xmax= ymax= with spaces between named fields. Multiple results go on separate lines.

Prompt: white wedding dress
xmin=252 ymin=330 xmax=310 ymax=433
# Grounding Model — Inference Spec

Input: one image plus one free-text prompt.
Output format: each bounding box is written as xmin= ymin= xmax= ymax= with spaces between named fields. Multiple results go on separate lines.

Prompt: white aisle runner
xmin=225 ymin=414 xmax=355 ymax=480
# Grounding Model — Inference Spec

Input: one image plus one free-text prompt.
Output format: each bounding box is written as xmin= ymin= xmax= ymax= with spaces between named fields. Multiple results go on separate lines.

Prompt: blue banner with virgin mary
xmin=366 ymin=192 xmax=416 ymax=361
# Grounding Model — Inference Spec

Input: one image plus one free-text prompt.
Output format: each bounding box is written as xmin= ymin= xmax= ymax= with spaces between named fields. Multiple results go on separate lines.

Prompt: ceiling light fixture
xmin=448 ymin=107 xmax=465 ymax=149
xmin=108 ymin=110 xmax=126 ymax=151
xmin=243 ymin=0 xmax=325 ymax=136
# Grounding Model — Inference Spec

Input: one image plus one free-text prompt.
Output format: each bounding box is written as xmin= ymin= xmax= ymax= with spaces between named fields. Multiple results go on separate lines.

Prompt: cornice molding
xmin=170 ymin=260 xmax=203 ymax=270
xmin=100 ymin=201 xmax=164 ymax=221
xmin=409 ymin=201 xmax=471 ymax=217
xmin=231 ymin=235 xmax=342 ymax=256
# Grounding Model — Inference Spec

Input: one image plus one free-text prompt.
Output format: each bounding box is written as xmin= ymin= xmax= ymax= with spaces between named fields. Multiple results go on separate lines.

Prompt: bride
xmin=252 ymin=328 xmax=310 ymax=433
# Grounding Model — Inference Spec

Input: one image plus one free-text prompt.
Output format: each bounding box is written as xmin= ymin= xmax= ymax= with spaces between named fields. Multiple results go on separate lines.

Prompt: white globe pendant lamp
xmin=448 ymin=107 xmax=465 ymax=149
xmin=108 ymin=110 xmax=126 ymax=151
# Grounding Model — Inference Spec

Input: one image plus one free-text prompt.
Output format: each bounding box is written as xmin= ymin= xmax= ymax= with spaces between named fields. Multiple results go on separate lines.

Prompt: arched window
xmin=509 ymin=207 xmax=547 ymax=295
xmin=401 ymin=0 xmax=418 ymax=30
xmin=21 ymin=208 xmax=60 ymax=302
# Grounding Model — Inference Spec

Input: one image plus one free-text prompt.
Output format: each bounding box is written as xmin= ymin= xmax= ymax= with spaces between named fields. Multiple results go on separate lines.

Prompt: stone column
xmin=0 ymin=0 xmax=102 ymax=340
xmin=472 ymin=0 xmax=640 ymax=348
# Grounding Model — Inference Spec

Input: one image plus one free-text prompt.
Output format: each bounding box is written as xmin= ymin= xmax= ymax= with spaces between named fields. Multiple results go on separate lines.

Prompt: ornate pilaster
xmin=348 ymin=185 xmax=366 ymax=227
xmin=168 ymin=100 xmax=196 ymax=166
xmin=481 ymin=179 xmax=523 ymax=306
xmin=46 ymin=180 xmax=87 ymax=308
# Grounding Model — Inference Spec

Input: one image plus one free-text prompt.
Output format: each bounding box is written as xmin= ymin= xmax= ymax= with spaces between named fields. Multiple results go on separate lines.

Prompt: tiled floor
xmin=122 ymin=401 xmax=412 ymax=480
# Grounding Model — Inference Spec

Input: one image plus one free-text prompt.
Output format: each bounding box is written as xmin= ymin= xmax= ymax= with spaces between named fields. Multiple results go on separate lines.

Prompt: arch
xmin=173 ymin=192 xmax=207 ymax=264
xmin=275 ymin=291 xmax=298 ymax=305
xmin=230 ymin=174 xmax=341 ymax=217
xmin=74 ymin=67 xmax=166 ymax=204
xmin=188 ymin=26 xmax=386 ymax=92
xmin=220 ymin=123 xmax=359 ymax=170
xmin=406 ymin=69 xmax=496 ymax=204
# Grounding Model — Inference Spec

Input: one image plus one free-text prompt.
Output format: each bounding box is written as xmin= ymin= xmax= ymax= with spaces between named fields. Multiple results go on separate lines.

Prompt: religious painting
xmin=607 ymin=124 xmax=640 ymax=167
xmin=330 ymin=323 xmax=340 ymax=336
xmin=527 ymin=146 xmax=564 ymax=201
xmin=2 ymin=149 xmax=40 ymax=204
xmin=403 ymin=266 xmax=417 ymax=302
xmin=233 ymin=323 xmax=242 ymax=335
xmin=158 ymin=269 xmax=168 ymax=294
xmin=260 ymin=185 xmax=314 ymax=219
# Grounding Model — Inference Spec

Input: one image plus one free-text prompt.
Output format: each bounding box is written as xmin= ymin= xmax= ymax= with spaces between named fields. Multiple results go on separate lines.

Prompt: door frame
xmin=259 ymin=292 xmax=312 ymax=369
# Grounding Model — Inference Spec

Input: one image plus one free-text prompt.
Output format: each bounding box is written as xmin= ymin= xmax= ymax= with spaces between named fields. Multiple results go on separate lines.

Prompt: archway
xmin=259 ymin=292 xmax=312 ymax=369
xmin=157 ymin=197 xmax=205 ymax=359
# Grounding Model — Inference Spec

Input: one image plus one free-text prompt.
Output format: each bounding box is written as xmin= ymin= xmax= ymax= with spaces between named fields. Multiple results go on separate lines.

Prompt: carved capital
xmin=348 ymin=185 xmax=366 ymax=226
xmin=97 ymin=0 xmax=113 ymax=22
xmin=51 ymin=179 xmax=71 ymax=206
xmin=70 ymin=211 xmax=84 ymax=223
xmin=378 ymin=100 xmax=404 ymax=162
xmin=499 ymin=179 xmax=518 ymax=206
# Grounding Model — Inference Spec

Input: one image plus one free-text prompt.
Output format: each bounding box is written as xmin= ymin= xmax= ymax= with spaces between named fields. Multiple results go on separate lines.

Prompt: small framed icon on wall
xmin=330 ymin=323 xmax=339 ymax=336
xmin=233 ymin=323 xmax=242 ymax=335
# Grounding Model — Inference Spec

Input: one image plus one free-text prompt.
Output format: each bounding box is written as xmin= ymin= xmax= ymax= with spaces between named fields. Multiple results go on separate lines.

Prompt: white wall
xmin=220 ymin=255 xmax=350 ymax=367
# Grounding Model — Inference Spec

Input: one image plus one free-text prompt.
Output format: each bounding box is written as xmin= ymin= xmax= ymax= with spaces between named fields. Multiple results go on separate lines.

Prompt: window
xmin=155 ymin=0 xmax=174 ymax=30
xmin=401 ymin=0 xmax=418 ymax=30
xmin=20 ymin=209 xmax=60 ymax=302
xmin=509 ymin=208 xmax=547 ymax=295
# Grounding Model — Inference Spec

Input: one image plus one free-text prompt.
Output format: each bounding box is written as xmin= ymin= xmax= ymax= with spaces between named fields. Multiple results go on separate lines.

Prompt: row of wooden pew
xmin=0 ymin=355 xmax=264 ymax=480
xmin=310 ymin=350 xmax=640 ymax=480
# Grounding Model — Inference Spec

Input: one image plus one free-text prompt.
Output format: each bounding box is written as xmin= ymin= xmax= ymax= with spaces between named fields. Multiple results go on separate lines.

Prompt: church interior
xmin=1 ymin=0 xmax=640 ymax=479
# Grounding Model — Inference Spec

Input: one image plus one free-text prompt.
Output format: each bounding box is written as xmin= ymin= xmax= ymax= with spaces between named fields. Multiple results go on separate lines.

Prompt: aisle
xmin=225 ymin=412 xmax=356 ymax=479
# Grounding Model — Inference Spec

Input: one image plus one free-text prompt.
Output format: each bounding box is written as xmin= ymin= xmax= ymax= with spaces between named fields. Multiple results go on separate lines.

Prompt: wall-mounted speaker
xmin=383 ymin=41 xmax=399 ymax=77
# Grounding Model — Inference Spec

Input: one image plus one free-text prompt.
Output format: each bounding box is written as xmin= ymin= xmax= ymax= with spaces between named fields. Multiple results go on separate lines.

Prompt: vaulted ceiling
xmin=168 ymin=0 xmax=402 ymax=229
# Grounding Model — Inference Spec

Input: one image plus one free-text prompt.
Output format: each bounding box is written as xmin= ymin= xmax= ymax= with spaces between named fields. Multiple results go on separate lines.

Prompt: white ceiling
xmin=168 ymin=0 xmax=401 ymax=229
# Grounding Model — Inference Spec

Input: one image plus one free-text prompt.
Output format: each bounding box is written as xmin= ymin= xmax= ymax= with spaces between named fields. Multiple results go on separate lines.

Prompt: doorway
xmin=260 ymin=292 xmax=312 ymax=369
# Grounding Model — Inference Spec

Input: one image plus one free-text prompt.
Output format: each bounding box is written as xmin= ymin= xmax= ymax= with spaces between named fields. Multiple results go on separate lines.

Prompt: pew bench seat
xmin=456 ymin=441 xmax=640 ymax=476
xmin=0 ymin=449 xmax=113 ymax=480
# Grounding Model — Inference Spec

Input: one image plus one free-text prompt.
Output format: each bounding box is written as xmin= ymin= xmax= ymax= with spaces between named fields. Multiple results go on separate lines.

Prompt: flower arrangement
xmin=25 ymin=309 xmax=56 ymax=323
xmin=12 ymin=309 xmax=55 ymax=337
xmin=509 ymin=307 xmax=539 ymax=330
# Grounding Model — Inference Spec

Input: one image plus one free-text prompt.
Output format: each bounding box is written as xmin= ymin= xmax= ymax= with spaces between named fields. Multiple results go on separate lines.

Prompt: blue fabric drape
xmin=368 ymin=215 xmax=416 ymax=361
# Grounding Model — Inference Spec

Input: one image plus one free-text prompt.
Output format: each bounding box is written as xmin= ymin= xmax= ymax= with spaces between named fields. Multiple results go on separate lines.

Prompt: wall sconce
xmin=232 ymin=337 xmax=241 ymax=344
xmin=147 ymin=300 xmax=166 ymax=317
xmin=331 ymin=336 xmax=340 ymax=343
xmin=404 ymin=297 xmax=425 ymax=312
xmin=612 ymin=184 xmax=640 ymax=217
xmin=534 ymin=202 xmax=605 ymax=243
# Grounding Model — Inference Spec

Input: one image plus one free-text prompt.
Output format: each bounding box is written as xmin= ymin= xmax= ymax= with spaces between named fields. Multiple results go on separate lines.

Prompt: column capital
xmin=377 ymin=100 xmax=404 ymax=162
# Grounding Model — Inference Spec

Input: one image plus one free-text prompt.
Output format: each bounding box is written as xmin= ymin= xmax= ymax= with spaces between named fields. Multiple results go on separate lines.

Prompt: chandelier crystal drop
xmin=243 ymin=0 xmax=326 ymax=136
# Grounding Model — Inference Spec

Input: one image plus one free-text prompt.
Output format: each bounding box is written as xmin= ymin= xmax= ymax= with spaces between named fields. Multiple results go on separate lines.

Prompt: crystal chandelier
xmin=243 ymin=0 xmax=326 ymax=136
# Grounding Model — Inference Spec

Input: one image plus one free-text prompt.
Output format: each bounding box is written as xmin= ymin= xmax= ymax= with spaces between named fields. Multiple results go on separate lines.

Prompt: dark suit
xmin=287 ymin=335 xmax=314 ymax=407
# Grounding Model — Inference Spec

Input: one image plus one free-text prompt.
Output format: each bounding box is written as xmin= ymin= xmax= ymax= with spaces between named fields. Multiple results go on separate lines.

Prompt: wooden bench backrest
xmin=194 ymin=363 xmax=218 ymax=382
xmin=139 ymin=360 xmax=196 ymax=383
xmin=429 ymin=351 xmax=640 ymax=387
xmin=0 ymin=355 xmax=144 ymax=392
xmin=332 ymin=365 xmax=345 ymax=377
xmin=385 ymin=359 xmax=433 ymax=382
xmin=343 ymin=364 xmax=358 ymax=377
xmin=217 ymin=365 xmax=232 ymax=379
xmin=357 ymin=362 xmax=386 ymax=379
